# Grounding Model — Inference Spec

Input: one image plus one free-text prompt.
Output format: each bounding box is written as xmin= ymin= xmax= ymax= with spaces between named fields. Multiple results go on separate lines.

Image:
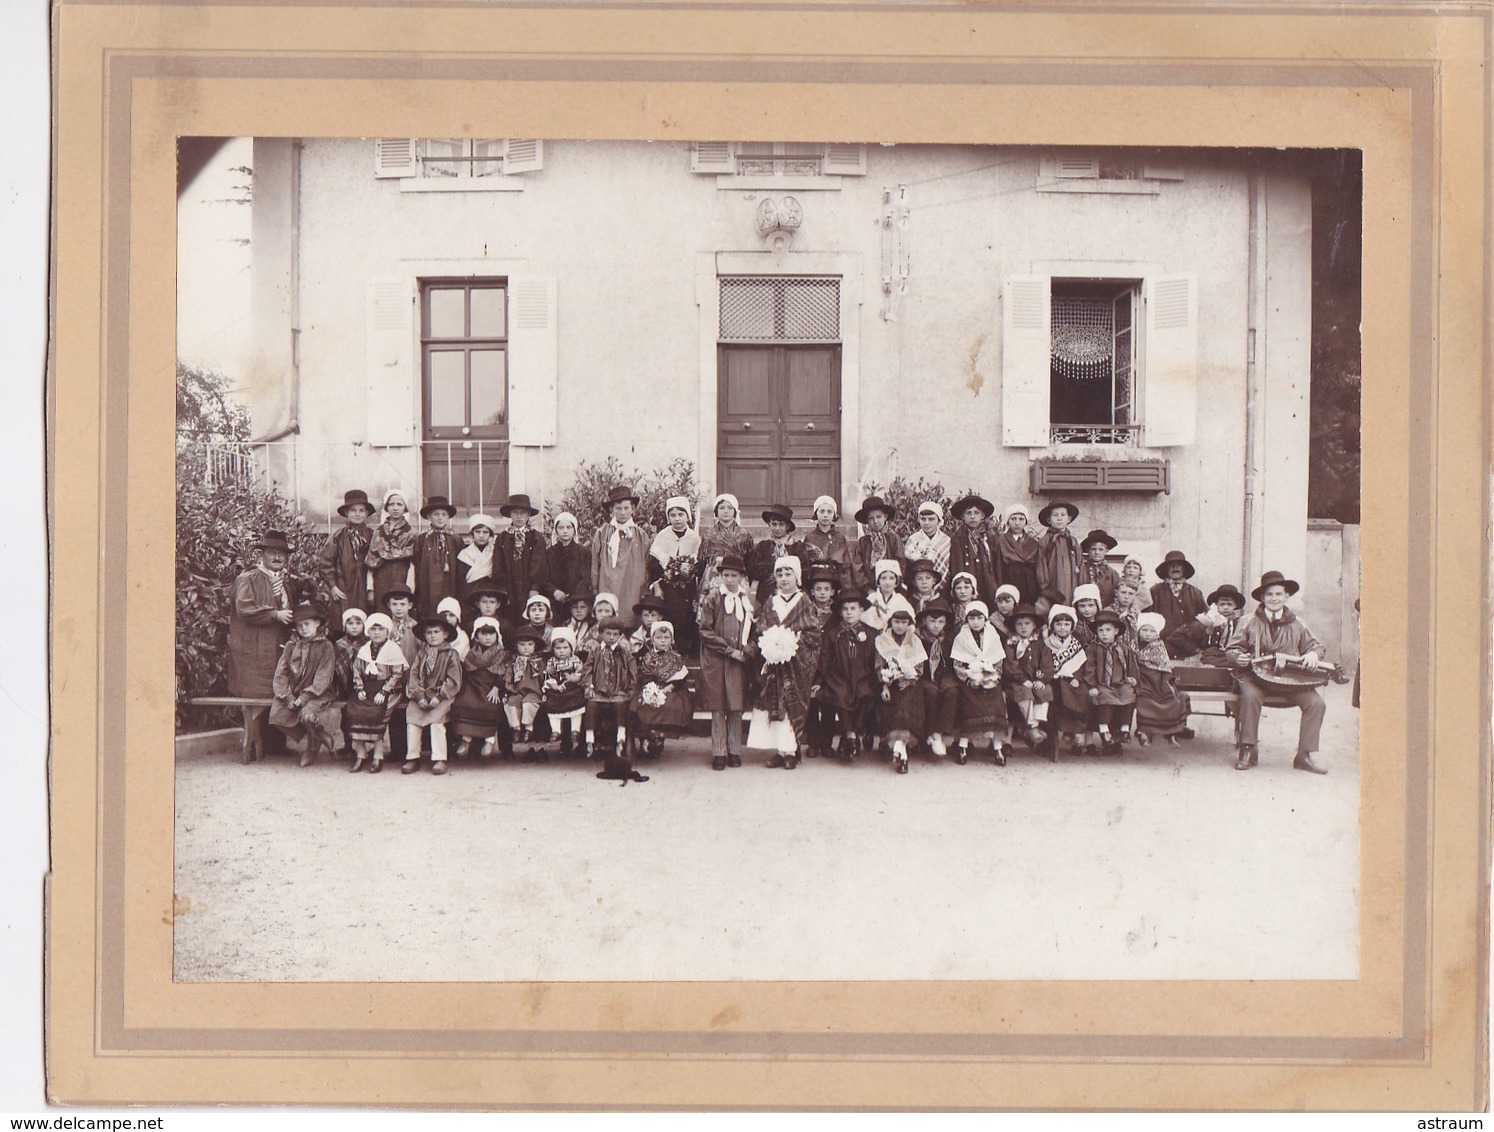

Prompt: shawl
xmin=417 ymin=528 xmax=457 ymax=578
xmin=649 ymin=525 xmax=701 ymax=567
xmin=875 ymin=626 xmax=928 ymax=682
xmin=357 ymin=639 xmax=408 ymax=672
xmin=903 ymin=529 xmax=952 ymax=579
xmin=1045 ymin=630 xmax=1085 ymax=677
xmin=951 ymin=622 xmax=1006 ymax=673
xmin=638 ymin=647 xmax=689 ymax=685
xmin=462 ymin=641 xmax=506 ymax=674
xmin=368 ymin=517 xmax=415 ymax=563
xmin=458 ymin=540 xmax=495 ymax=584
xmin=996 ymin=529 xmax=1040 ymax=565
xmin=1136 ymin=637 xmax=1174 ymax=673
xmin=408 ymin=642 xmax=460 ymax=698
xmin=699 ymin=519 xmax=753 ymax=567
xmin=544 ymin=654 xmax=584 ymax=689
xmin=770 ymin=589 xmax=804 ymax=622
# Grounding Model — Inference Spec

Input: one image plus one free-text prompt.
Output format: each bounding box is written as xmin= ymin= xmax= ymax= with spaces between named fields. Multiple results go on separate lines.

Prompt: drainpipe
xmin=1242 ymin=170 xmax=1266 ymax=585
xmin=253 ymin=138 xmax=302 ymax=445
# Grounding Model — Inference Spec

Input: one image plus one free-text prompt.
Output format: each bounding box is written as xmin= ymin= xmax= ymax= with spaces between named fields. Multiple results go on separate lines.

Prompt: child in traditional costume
xmin=542 ymin=511 xmax=590 ymax=611
xmin=584 ymin=616 xmax=637 ymax=759
xmin=951 ymin=599 xmax=1009 ymax=765
xmin=801 ymin=494 xmax=852 ymax=589
xmin=541 ymin=627 xmax=587 ymax=758
xmin=495 ymin=494 xmax=548 ymax=613
xmin=1165 ymin=583 xmax=1246 ymax=666
xmin=873 ymin=595 xmax=927 ymax=775
xmin=632 ymin=620 xmax=695 ymax=756
xmin=1083 ymin=609 xmax=1138 ymax=755
xmin=747 ymin=503 xmax=808 ymax=604
xmin=746 ymin=555 xmax=820 ymax=769
xmin=317 ymin=490 xmax=373 ymax=637
xmin=504 ymin=625 xmax=549 ymax=746
xmin=809 ymin=590 xmax=877 ymax=763
xmin=1133 ymin=611 xmax=1191 ymax=746
xmin=1071 ymin=583 xmax=1103 ymax=647
xmin=917 ymin=598 xmax=959 ymax=758
xmin=994 ymin=503 xmax=1042 ymax=608
xmin=1077 ymin=529 xmax=1121 ymax=608
xmin=851 ymin=495 xmax=902 ymax=594
xmin=402 ymin=616 xmax=463 ymax=775
xmin=449 ymin=617 xmax=506 ymax=759
xmin=946 ymin=495 xmax=998 ymax=604
xmin=414 ymin=495 xmax=461 ymax=617
xmin=1044 ymin=605 xmax=1091 ymax=753
xmin=630 ymin=595 xmax=665 ymax=656
xmin=907 ymin=559 xmax=943 ymax=618
xmin=457 ymin=513 xmax=499 ymax=605
xmin=697 ymin=554 xmax=754 ymax=771
xmin=1003 ymin=604 xmax=1053 ymax=751
xmin=1036 ymin=500 xmax=1082 ymax=608
xmin=270 ymin=604 xmax=339 ymax=768
xmin=948 ymin=571 xmax=981 ymax=630
xmin=647 ymin=496 xmax=702 ymax=655
xmin=861 ymin=559 xmax=904 ymax=632
xmin=990 ymin=584 xmax=1020 ymax=639
xmin=344 ymin=611 xmax=407 ymax=773
xmin=366 ymin=489 xmax=417 ymax=607
xmin=435 ymin=596 xmax=469 ymax=660
xmin=590 ymin=486 xmax=652 ymax=629
xmin=696 ymin=493 xmax=754 ymax=597
xmin=902 ymin=501 xmax=952 ymax=583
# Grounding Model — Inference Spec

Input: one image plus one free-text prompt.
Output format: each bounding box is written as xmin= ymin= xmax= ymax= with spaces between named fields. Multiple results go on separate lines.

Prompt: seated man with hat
xmin=228 ymin=529 xmax=300 ymax=758
xmin=1225 ymin=571 xmax=1330 ymax=774
xmin=1150 ymin=549 xmax=1208 ymax=651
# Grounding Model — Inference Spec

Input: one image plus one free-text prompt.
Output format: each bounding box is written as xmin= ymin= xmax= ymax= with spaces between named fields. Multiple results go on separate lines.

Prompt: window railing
xmin=736 ymin=155 xmax=823 ymax=177
xmin=1049 ymin=423 xmax=1143 ymax=446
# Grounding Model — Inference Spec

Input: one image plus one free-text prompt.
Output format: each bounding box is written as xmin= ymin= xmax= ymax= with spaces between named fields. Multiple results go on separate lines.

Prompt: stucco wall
xmin=249 ymin=140 xmax=1313 ymax=591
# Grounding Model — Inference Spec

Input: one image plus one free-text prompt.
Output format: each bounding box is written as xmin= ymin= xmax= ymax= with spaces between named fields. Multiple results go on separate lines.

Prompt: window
xmin=1048 ymin=280 xmax=1139 ymax=445
xmin=1001 ymin=274 xmax=1198 ymax=449
xmin=373 ymin=138 xmax=544 ymax=191
xmin=420 ymin=280 xmax=509 ymax=509
xmin=1036 ymin=151 xmax=1184 ymax=195
xmin=691 ymin=142 xmax=867 ymax=188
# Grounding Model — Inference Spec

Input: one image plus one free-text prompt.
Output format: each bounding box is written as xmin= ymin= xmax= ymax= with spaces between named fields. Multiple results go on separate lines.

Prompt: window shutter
xmin=1142 ymin=162 xmax=1185 ymax=181
xmin=507 ymin=276 xmax=558 ymax=446
xmin=1002 ymin=276 xmax=1052 ymax=447
xmin=691 ymin=142 xmax=736 ymax=174
xmin=365 ymin=277 xmax=417 ymax=445
xmin=373 ymin=138 xmax=419 ymax=179
xmin=1041 ymin=155 xmax=1100 ymax=180
xmin=502 ymin=139 xmax=544 ymax=174
xmin=824 ymin=143 xmax=868 ymax=175
xmin=1142 ymin=274 xmax=1198 ymax=447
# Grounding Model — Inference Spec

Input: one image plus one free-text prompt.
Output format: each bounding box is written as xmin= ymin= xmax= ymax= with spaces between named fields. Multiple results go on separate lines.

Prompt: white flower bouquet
xmin=967 ymin=660 xmax=1003 ymax=690
xmin=758 ymin=623 xmax=800 ymax=666
xmin=640 ymin=682 xmax=668 ymax=708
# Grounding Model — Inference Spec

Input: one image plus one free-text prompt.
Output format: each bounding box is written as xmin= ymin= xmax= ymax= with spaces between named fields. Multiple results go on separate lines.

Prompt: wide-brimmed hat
xmin=291 ymin=602 xmax=325 ymax=624
xmin=601 ymin=485 xmax=640 ymax=513
xmin=255 ymin=530 xmax=291 ymax=553
xmin=415 ymin=616 xmax=458 ymax=642
xmin=633 ymin=594 xmax=666 ymax=616
xmin=512 ymin=624 xmax=549 ymax=646
xmin=918 ymin=597 xmax=954 ymax=620
xmin=381 ymin=585 xmax=415 ymax=606
xmin=1251 ymin=570 xmax=1301 ymax=601
xmin=1010 ymin=603 xmax=1041 ymax=624
xmin=950 ymin=494 xmax=995 ymax=519
xmin=854 ymin=495 xmax=893 ymax=524
xmin=836 ymin=589 xmax=869 ymax=608
xmin=562 ymin=588 xmax=594 ymax=608
xmin=1038 ymin=500 xmax=1080 ymax=528
xmin=1092 ymin=608 xmax=1125 ymax=628
xmin=1208 ymin=584 xmax=1248 ymax=607
xmin=804 ymin=562 xmax=840 ymax=587
xmin=718 ymin=553 xmax=747 ymax=575
xmin=420 ymin=495 xmax=457 ymax=519
xmin=761 ymin=503 xmax=796 ymax=530
xmin=464 ymin=583 xmax=508 ymax=606
xmin=1080 ymin=529 xmax=1118 ymax=552
xmin=907 ymin=558 xmax=943 ymax=582
xmin=1155 ymin=550 xmax=1196 ymax=579
xmin=499 ymin=493 xmax=537 ymax=518
xmin=336 ymin=489 xmax=374 ymax=517
xmin=596 ymin=615 xmax=627 ymax=633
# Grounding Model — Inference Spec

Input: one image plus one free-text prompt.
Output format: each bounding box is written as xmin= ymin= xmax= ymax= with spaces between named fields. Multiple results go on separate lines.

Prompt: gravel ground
xmin=173 ymin=682 xmax=1359 ymax=982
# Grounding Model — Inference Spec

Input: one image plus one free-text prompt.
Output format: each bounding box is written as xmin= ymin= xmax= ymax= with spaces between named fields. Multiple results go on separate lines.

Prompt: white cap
xmin=665 ymin=496 xmax=692 ymax=516
xmin=995 ymin=584 xmax=1021 ymax=603
xmin=342 ymin=607 xmax=367 ymax=625
xmin=473 ymin=616 xmax=503 ymax=635
xmin=467 ymin=512 xmax=498 ymax=533
xmin=917 ymin=501 xmax=944 ymax=521
xmin=436 ymin=597 xmax=463 ymax=618
xmin=965 ymin=600 xmax=990 ymax=619
xmin=812 ymin=494 xmax=839 ymax=518
xmin=873 ymin=558 xmax=903 ymax=580
xmin=1137 ymin=612 xmax=1167 ymax=635
xmin=1048 ymin=604 xmax=1078 ymax=625
xmin=773 ymin=556 xmax=802 ymax=584
xmin=1072 ymin=584 xmax=1102 ymax=605
xmin=364 ymin=612 xmax=394 ymax=632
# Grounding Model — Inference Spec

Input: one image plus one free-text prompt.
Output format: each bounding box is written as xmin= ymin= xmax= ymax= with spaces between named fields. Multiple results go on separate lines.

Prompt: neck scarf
xmin=771 ymin=590 xmax=802 ymax=620
xmin=1136 ymin=638 xmax=1173 ymax=672
xmin=607 ymin=519 xmax=638 ymax=569
xmin=866 ymin=530 xmax=891 ymax=563
xmin=464 ymin=640 xmax=505 ymax=672
xmin=921 ymin=631 xmax=945 ymax=676
xmin=1094 ymin=639 xmax=1128 ymax=685
xmin=998 ymin=529 xmax=1040 ymax=563
xmin=458 ymin=540 xmax=494 ymax=583
xmin=951 ymin=622 xmax=1005 ymax=668
xmin=720 ymin=587 xmax=753 ymax=646
xmin=651 ymin=525 xmax=702 ymax=567
xmin=1046 ymin=630 xmax=1085 ymax=676
xmin=257 ymin=563 xmax=290 ymax=608
xmin=875 ymin=625 xmax=927 ymax=680
xmin=1169 ymin=579 xmax=1185 ymax=596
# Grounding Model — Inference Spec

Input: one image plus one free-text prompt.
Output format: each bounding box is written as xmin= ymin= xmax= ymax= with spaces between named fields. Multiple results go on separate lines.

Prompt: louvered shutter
xmin=691 ymin=142 xmax=736 ymax=173
xmin=1142 ymin=274 xmax=1198 ymax=447
xmin=366 ymin=277 xmax=417 ymax=445
xmin=502 ymin=139 xmax=544 ymax=174
xmin=1002 ymin=276 xmax=1052 ymax=447
xmin=373 ymin=138 xmax=418 ymax=178
xmin=824 ymin=143 xmax=868 ymax=175
xmin=507 ymin=276 xmax=558 ymax=446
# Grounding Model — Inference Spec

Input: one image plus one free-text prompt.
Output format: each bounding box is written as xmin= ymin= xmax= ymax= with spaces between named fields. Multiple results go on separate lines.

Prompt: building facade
xmin=242 ymin=138 xmax=1314 ymax=590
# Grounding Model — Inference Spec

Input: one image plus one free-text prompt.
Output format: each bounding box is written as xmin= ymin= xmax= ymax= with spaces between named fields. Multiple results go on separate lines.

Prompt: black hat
xmin=255 ymin=530 xmax=291 ymax=554
xmin=513 ymin=623 xmax=550 ymax=647
xmin=465 ymin=583 xmax=509 ymax=606
xmin=1208 ymin=584 xmax=1248 ymax=607
xmin=1154 ymin=550 xmax=1197 ymax=580
xmin=761 ymin=503 xmax=796 ymax=530
xmin=633 ymin=594 xmax=667 ymax=616
xmin=336 ymin=489 xmax=374 ymax=518
xmin=499 ymin=493 xmax=537 ymax=518
xmin=415 ymin=615 xmax=458 ymax=642
xmin=854 ymin=495 xmax=893 ymax=524
xmin=1092 ymin=608 xmax=1124 ymax=628
xmin=1251 ymin=571 xmax=1301 ymax=602
xmin=918 ymin=597 xmax=954 ymax=620
xmin=1011 ymin=603 xmax=1041 ymax=624
xmin=291 ymin=602 xmax=326 ymax=624
xmin=562 ymin=588 xmax=594 ymax=608
xmin=1038 ymin=501 xmax=1080 ymax=528
xmin=382 ymin=585 xmax=415 ymax=606
xmin=718 ymin=553 xmax=747 ymax=575
xmin=419 ymin=495 xmax=457 ymax=519
xmin=596 ymin=615 xmax=627 ymax=633
xmin=949 ymin=494 xmax=995 ymax=520
xmin=1080 ymin=529 xmax=1119 ymax=552
xmin=907 ymin=558 xmax=943 ymax=583
xmin=804 ymin=562 xmax=840 ymax=586
xmin=601 ymin=485 xmax=640 ymax=513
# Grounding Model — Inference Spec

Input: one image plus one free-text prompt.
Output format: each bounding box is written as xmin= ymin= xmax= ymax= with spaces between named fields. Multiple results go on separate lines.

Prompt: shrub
xmin=860 ymin=476 xmax=985 ymax=540
xmin=545 ymin=457 xmax=700 ymax=542
xmin=175 ymin=441 xmax=326 ymax=732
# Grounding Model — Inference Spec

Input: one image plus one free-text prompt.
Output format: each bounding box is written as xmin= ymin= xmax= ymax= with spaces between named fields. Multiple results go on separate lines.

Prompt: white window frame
xmin=1035 ymin=152 xmax=1183 ymax=196
xmin=373 ymin=138 xmax=543 ymax=193
xmin=690 ymin=142 xmax=868 ymax=191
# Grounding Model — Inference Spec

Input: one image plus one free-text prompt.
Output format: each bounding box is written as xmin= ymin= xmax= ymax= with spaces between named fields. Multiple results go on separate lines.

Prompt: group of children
xmin=237 ymin=484 xmax=1333 ymax=779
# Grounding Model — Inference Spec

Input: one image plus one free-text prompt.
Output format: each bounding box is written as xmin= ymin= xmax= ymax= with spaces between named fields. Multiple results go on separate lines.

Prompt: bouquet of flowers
xmin=662 ymin=554 xmax=697 ymax=588
xmin=966 ymin=660 xmax=1003 ymax=690
xmin=640 ymin=682 xmax=669 ymax=708
xmin=758 ymin=623 xmax=800 ymax=666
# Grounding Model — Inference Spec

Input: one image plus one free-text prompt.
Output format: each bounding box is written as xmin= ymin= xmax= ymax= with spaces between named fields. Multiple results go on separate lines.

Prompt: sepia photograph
xmin=173 ymin=136 xmax=1363 ymax=985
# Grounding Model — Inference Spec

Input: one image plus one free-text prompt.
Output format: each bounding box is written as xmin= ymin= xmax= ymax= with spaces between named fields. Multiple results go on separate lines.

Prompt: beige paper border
xmin=46 ymin=0 xmax=1489 ymax=1110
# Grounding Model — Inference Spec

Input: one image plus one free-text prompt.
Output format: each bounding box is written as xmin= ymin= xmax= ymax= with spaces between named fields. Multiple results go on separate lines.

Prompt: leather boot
xmin=1235 ymin=744 xmax=1258 ymax=770
xmin=1293 ymin=751 xmax=1327 ymax=775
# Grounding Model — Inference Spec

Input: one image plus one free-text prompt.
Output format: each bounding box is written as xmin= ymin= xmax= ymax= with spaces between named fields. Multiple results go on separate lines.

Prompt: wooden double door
xmin=717 ymin=344 xmax=841 ymax=519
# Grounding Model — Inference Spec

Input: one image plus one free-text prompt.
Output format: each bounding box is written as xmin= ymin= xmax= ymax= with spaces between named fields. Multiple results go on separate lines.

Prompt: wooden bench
xmin=188 ymin=696 xmax=273 ymax=763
